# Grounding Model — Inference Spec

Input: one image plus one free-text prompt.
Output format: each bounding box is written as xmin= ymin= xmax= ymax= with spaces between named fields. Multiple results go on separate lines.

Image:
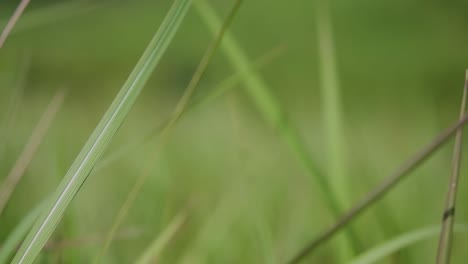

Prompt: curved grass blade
xmin=94 ymin=1 xmax=243 ymax=260
xmin=11 ymin=0 xmax=192 ymax=263
xmin=349 ymin=225 xmax=467 ymax=264
xmin=287 ymin=114 xmax=468 ymax=264
xmin=436 ymin=70 xmax=468 ymax=263
xmin=194 ymin=0 xmax=359 ymax=255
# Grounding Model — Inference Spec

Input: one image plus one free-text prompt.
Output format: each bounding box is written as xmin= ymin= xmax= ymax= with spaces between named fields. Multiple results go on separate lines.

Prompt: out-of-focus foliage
xmin=1 ymin=0 xmax=468 ymax=263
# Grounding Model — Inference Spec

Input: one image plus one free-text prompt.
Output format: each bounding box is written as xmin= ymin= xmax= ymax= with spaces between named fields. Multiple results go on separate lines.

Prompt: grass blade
xmin=195 ymin=0 xmax=360 ymax=256
xmin=436 ymin=70 xmax=468 ymax=263
xmin=316 ymin=0 xmax=347 ymax=205
xmin=136 ymin=211 xmax=187 ymax=264
xmin=287 ymin=114 xmax=468 ymax=263
xmin=0 ymin=90 xmax=65 ymax=216
xmin=0 ymin=200 xmax=47 ymax=264
xmin=94 ymin=0 xmax=243 ymax=260
xmin=93 ymin=44 xmax=285 ymax=175
xmin=315 ymin=0 xmax=354 ymax=259
xmin=349 ymin=225 xmax=468 ymax=264
xmin=11 ymin=0 xmax=192 ymax=262
xmin=0 ymin=53 xmax=30 ymax=164
xmin=195 ymin=0 xmax=342 ymax=228
xmin=0 ymin=0 xmax=31 ymax=47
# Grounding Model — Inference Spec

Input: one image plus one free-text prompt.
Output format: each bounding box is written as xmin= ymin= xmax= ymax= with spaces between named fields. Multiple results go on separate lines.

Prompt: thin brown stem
xmin=0 ymin=0 xmax=32 ymax=47
xmin=287 ymin=114 xmax=468 ymax=264
xmin=93 ymin=1 xmax=244 ymax=262
xmin=0 ymin=90 xmax=65 ymax=216
xmin=436 ymin=70 xmax=468 ymax=264
xmin=0 ymin=52 xmax=30 ymax=162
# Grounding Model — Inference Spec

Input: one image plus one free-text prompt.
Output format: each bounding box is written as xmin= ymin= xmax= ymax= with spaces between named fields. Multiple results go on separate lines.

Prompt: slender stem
xmin=436 ymin=70 xmax=468 ymax=264
xmin=12 ymin=0 xmax=192 ymax=262
xmin=0 ymin=52 xmax=30 ymax=164
xmin=93 ymin=44 xmax=285 ymax=174
xmin=0 ymin=0 xmax=31 ymax=47
xmin=316 ymin=0 xmax=347 ymax=205
xmin=0 ymin=90 xmax=65 ymax=216
xmin=94 ymin=1 xmax=244 ymax=261
xmin=315 ymin=0 xmax=357 ymax=257
xmin=287 ymin=114 xmax=468 ymax=264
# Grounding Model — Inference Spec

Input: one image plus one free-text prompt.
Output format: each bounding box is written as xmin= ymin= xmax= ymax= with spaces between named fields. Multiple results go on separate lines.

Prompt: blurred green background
xmin=1 ymin=0 xmax=468 ymax=263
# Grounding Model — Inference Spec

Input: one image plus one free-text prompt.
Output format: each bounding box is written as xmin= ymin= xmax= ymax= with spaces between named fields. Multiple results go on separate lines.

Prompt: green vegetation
xmin=1 ymin=0 xmax=468 ymax=263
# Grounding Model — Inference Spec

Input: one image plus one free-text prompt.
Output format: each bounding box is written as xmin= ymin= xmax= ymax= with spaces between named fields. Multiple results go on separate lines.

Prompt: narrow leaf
xmin=0 ymin=0 xmax=32 ymax=47
xmin=11 ymin=0 xmax=192 ymax=263
xmin=350 ymin=225 xmax=467 ymax=264
xmin=195 ymin=0 xmax=359 ymax=256
xmin=136 ymin=212 xmax=187 ymax=264
xmin=95 ymin=0 xmax=243 ymax=260
xmin=0 ymin=90 xmax=65 ymax=216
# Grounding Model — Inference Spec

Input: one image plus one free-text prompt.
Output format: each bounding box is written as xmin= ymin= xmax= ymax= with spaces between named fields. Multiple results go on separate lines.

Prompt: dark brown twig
xmin=436 ymin=70 xmax=468 ymax=264
xmin=288 ymin=114 xmax=468 ymax=264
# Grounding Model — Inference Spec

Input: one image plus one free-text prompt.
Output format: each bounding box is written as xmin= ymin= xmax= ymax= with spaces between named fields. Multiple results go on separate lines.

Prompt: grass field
xmin=1 ymin=0 xmax=468 ymax=263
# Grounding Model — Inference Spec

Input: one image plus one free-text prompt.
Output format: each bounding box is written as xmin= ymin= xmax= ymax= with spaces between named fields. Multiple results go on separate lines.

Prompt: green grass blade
xmin=189 ymin=44 xmax=285 ymax=110
xmin=315 ymin=0 xmax=347 ymax=206
xmin=92 ymin=44 xmax=284 ymax=176
xmin=194 ymin=0 xmax=286 ymax=129
xmin=11 ymin=0 xmax=192 ymax=263
xmin=0 ymin=90 xmax=65 ymax=216
xmin=0 ymin=53 xmax=29 ymax=165
xmin=194 ymin=0 xmax=341 ymax=212
xmin=1 ymin=37 xmax=277 ymax=264
xmin=0 ymin=200 xmax=47 ymax=264
xmin=194 ymin=0 xmax=359 ymax=255
xmin=315 ymin=0 xmax=353 ymax=259
xmin=349 ymin=225 xmax=468 ymax=264
xmin=136 ymin=212 xmax=187 ymax=264
xmin=194 ymin=0 xmax=341 ymax=214
xmin=95 ymin=0 xmax=243 ymax=260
